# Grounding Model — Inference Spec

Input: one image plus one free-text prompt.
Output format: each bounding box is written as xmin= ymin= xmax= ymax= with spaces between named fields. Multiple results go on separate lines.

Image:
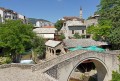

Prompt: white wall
xmin=0 ymin=10 xmax=4 ymax=22
xmin=36 ymin=21 xmax=43 ymax=27
xmin=18 ymin=14 xmax=25 ymax=20
xmin=37 ymin=34 xmax=55 ymax=39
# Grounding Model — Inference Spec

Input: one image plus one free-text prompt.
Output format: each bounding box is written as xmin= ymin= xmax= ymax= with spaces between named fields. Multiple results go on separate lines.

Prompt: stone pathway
xmin=0 ymin=67 xmax=56 ymax=81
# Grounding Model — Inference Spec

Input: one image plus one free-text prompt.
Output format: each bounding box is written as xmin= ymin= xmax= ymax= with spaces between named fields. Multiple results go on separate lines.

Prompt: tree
xmin=86 ymin=20 xmax=111 ymax=41
xmin=108 ymin=27 xmax=120 ymax=49
xmin=73 ymin=33 xmax=81 ymax=39
xmin=32 ymin=36 xmax=45 ymax=58
xmin=112 ymin=71 xmax=120 ymax=81
xmin=55 ymin=20 xmax=64 ymax=31
xmin=59 ymin=33 xmax=65 ymax=40
xmin=0 ymin=20 xmax=35 ymax=62
xmin=97 ymin=0 xmax=120 ymax=49
xmin=112 ymin=55 xmax=120 ymax=81
xmin=86 ymin=25 xmax=97 ymax=34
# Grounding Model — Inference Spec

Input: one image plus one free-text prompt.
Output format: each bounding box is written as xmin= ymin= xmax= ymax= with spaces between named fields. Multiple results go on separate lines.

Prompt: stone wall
xmin=32 ymin=50 xmax=119 ymax=81
xmin=0 ymin=63 xmax=34 ymax=69
xmin=85 ymin=19 xmax=98 ymax=27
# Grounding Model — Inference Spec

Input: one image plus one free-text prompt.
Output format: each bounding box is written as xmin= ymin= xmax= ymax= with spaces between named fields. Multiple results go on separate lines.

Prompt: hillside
xmin=28 ymin=18 xmax=50 ymax=24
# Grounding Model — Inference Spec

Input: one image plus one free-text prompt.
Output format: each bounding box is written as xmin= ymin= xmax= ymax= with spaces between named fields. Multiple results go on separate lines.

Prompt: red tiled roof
xmin=43 ymin=26 xmax=55 ymax=28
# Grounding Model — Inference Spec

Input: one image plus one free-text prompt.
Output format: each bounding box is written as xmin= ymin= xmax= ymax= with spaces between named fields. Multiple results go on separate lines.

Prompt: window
xmin=56 ymin=49 xmax=61 ymax=55
xmin=49 ymin=48 xmax=51 ymax=53
xmin=52 ymin=49 xmax=54 ymax=54
xmin=82 ymin=30 xmax=84 ymax=34
xmin=72 ymin=30 xmax=74 ymax=34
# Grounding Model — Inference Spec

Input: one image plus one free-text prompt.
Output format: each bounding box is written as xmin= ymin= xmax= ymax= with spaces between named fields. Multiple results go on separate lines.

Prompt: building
xmin=33 ymin=26 xmax=57 ymax=39
xmin=18 ymin=14 xmax=28 ymax=24
xmin=85 ymin=14 xmax=100 ymax=27
xmin=35 ymin=20 xmax=54 ymax=28
xmin=60 ymin=7 xmax=86 ymax=39
xmin=0 ymin=7 xmax=27 ymax=23
xmin=45 ymin=40 xmax=66 ymax=59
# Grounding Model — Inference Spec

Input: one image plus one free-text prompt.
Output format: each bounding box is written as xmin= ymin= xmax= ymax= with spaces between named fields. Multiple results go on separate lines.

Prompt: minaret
xmin=80 ymin=7 xmax=82 ymax=19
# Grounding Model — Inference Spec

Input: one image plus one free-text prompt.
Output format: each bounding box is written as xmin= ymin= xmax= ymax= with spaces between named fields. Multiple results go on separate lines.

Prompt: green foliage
xmin=0 ymin=20 xmax=35 ymax=62
xmin=86 ymin=21 xmax=111 ymax=41
xmin=73 ymin=33 xmax=81 ymax=39
xmin=112 ymin=55 xmax=120 ymax=81
xmin=86 ymin=25 xmax=97 ymax=34
xmin=97 ymin=0 xmax=120 ymax=49
xmin=0 ymin=57 xmax=12 ymax=64
xmin=108 ymin=27 xmax=120 ymax=49
xmin=81 ymin=35 xmax=86 ymax=39
xmin=112 ymin=71 xmax=120 ymax=81
xmin=59 ymin=33 xmax=65 ymax=40
xmin=32 ymin=36 xmax=45 ymax=57
xmin=55 ymin=20 xmax=64 ymax=31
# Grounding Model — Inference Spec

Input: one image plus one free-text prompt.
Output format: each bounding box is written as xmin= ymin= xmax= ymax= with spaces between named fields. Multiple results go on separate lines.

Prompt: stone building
xmin=45 ymin=40 xmax=66 ymax=59
xmin=85 ymin=14 xmax=100 ymax=27
xmin=33 ymin=26 xmax=57 ymax=39
xmin=60 ymin=7 xmax=86 ymax=39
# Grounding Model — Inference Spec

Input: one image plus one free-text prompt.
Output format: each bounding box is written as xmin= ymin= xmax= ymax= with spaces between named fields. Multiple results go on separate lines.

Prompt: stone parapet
xmin=0 ymin=63 xmax=34 ymax=69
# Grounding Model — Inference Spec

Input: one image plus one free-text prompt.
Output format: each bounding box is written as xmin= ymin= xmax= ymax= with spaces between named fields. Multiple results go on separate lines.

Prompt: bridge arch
xmin=68 ymin=57 xmax=109 ymax=81
xmin=32 ymin=50 xmax=119 ymax=81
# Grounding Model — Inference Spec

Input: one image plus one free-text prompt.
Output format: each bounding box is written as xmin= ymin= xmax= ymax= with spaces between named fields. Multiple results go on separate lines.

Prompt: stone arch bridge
xmin=32 ymin=50 xmax=119 ymax=81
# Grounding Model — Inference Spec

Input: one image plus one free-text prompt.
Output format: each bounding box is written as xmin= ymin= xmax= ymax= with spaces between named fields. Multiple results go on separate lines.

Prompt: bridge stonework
xmin=32 ymin=50 xmax=119 ymax=81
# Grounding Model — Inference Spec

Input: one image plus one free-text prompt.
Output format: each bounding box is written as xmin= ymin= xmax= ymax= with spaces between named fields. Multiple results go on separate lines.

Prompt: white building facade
xmin=35 ymin=20 xmax=54 ymax=28
xmin=61 ymin=17 xmax=86 ymax=39
xmin=0 ymin=7 xmax=27 ymax=23
xmin=33 ymin=27 xmax=57 ymax=39
xmin=60 ymin=7 xmax=87 ymax=39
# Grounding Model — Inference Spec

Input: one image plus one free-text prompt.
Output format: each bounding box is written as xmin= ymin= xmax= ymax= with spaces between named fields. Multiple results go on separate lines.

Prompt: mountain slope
xmin=28 ymin=18 xmax=50 ymax=24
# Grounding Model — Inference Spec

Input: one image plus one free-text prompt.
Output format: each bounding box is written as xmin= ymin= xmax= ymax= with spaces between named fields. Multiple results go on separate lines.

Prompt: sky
xmin=0 ymin=0 xmax=100 ymax=23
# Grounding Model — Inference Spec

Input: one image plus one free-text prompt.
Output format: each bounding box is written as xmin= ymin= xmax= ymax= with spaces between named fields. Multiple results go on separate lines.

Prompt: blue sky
xmin=0 ymin=0 xmax=100 ymax=23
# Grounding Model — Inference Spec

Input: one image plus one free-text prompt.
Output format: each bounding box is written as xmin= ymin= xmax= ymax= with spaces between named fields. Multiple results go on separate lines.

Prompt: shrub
xmin=0 ymin=57 xmax=12 ymax=64
xmin=59 ymin=33 xmax=65 ymax=40
xmin=73 ymin=33 xmax=81 ymax=39
xmin=81 ymin=35 xmax=86 ymax=38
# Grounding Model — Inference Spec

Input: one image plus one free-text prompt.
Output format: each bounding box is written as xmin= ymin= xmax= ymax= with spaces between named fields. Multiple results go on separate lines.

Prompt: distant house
xmin=18 ymin=14 xmax=28 ymax=24
xmin=60 ymin=8 xmax=86 ymax=39
xmin=33 ymin=26 xmax=57 ymax=39
xmin=85 ymin=14 xmax=100 ymax=27
xmin=34 ymin=20 xmax=54 ymax=28
xmin=60 ymin=17 xmax=86 ymax=39
xmin=45 ymin=40 xmax=66 ymax=59
xmin=0 ymin=7 xmax=27 ymax=23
